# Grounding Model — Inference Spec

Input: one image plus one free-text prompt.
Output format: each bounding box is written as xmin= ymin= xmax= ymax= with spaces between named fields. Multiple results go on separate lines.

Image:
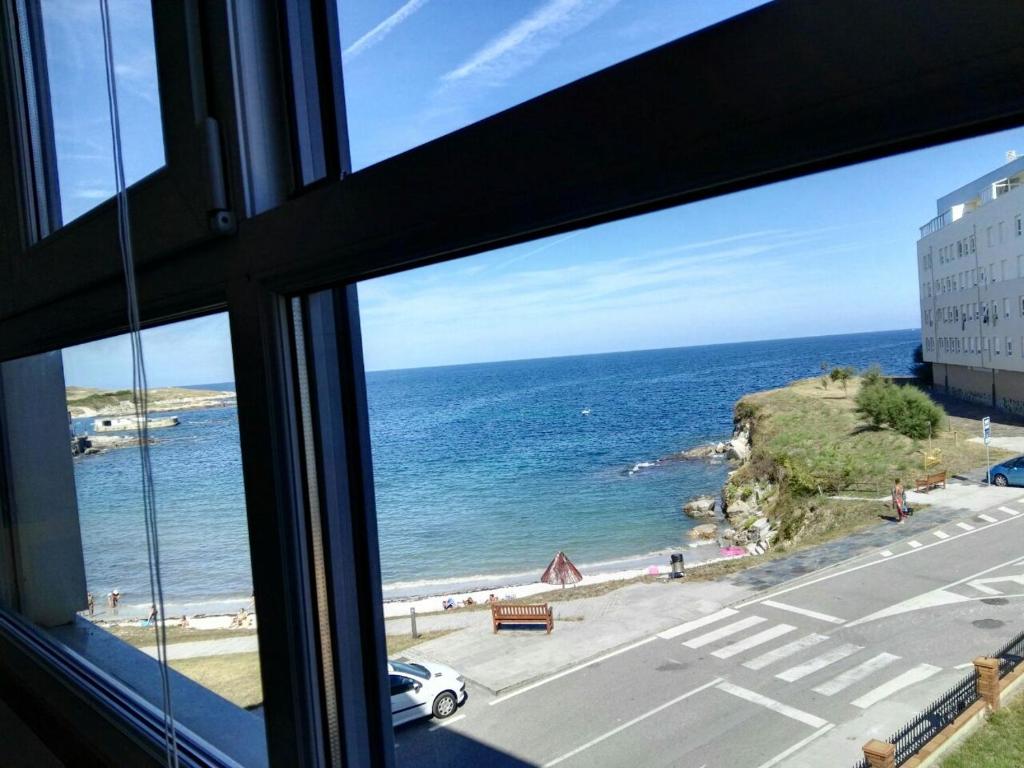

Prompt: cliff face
xmin=66 ymin=386 xmax=236 ymax=419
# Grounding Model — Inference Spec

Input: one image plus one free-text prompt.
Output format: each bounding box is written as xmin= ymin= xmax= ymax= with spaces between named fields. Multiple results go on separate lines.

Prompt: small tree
xmin=829 ymin=366 xmax=854 ymax=394
xmin=820 ymin=360 xmax=830 ymax=389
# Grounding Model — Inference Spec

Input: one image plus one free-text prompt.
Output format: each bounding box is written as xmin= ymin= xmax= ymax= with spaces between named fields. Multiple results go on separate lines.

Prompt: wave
xmin=626 ymin=459 xmax=661 ymax=476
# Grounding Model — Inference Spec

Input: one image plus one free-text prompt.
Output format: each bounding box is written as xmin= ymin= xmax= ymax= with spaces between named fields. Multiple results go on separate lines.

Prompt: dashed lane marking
xmin=712 ymin=624 xmax=796 ymax=660
xmin=541 ymin=678 xmax=722 ymax=767
xmin=811 ymin=653 xmax=900 ymax=696
xmin=776 ymin=644 xmax=863 ymax=682
xmin=1000 ymin=506 xmax=1021 ymax=517
xmin=657 ymin=608 xmax=737 ymax=640
xmin=978 ymin=514 xmax=998 ymax=523
xmin=933 ymin=530 xmax=949 ymax=539
xmin=744 ymin=634 xmax=829 ymax=671
xmin=956 ymin=522 xmax=975 ymax=531
xmin=851 ymin=664 xmax=942 ymax=709
xmin=879 ymin=550 xmax=894 ymax=557
xmin=716 ymin=682 xmax=829 ymax=728
xmin=683 ymin=616 xmax=766 ymax=649
xmin=761 ymin=600 xmax=845 ymax=624
xmin=908 ymin=540 xmax=922 ymax=549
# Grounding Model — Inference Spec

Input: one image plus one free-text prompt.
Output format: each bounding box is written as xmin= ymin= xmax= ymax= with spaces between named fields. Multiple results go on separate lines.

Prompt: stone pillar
xmin=974 ymin=657 xmax=1001 ymax=711
xmin=862 ymin=740 xmax=895 ymax=768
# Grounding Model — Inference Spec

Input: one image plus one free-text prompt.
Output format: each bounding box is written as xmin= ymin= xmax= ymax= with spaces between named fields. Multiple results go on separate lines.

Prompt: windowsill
xmin=46 ymin=616 xmax=267 ymax=768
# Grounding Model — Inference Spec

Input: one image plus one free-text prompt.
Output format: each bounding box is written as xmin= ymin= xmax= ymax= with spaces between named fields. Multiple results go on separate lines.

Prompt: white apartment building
xmin=918 ymin=155 xmax=1024 ymax=415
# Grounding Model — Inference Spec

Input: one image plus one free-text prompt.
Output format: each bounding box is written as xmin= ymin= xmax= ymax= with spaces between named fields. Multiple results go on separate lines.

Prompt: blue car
xmin=989 ymin=456 xmax=1024 ymax=486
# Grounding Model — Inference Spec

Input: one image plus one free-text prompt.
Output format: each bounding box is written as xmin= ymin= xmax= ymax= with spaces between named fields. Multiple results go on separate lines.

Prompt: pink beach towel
xmin=720 ymin=546 xmax=747 ymax=557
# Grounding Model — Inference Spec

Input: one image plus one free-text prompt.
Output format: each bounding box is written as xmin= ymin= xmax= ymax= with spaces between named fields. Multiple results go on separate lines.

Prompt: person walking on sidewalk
xmin=892 ymin=478 xmax=906 ymax=524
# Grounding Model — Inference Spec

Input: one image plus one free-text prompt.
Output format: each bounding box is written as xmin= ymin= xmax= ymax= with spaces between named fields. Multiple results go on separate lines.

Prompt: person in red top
xmin=892 ymin=478 xmax=906 ymax=523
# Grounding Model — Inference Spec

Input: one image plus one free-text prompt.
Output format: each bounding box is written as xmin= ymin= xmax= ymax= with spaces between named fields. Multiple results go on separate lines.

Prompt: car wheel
xmin=994 ymin=474 xmax=1009 ymax=487
xmin=432 ymin=691 xmax=458 ymax=719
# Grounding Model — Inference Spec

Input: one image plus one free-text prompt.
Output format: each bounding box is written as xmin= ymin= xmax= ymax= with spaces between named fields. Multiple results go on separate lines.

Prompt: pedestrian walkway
xmin=138 ymin=634 xmax=258 ymax=661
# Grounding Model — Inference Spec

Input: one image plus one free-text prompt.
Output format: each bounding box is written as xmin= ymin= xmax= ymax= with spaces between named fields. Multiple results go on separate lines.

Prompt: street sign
xmin=984 ymin=416 xmax=992 ymax=486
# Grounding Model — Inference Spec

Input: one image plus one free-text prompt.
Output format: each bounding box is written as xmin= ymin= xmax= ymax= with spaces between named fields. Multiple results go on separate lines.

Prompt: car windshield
xmin=390 ymin=660 xmax=430 ymax=680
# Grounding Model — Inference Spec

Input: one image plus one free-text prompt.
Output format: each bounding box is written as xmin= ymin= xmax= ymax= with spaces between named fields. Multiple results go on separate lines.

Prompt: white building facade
xmin=918 ymin=156 xmax=1024 ymax=415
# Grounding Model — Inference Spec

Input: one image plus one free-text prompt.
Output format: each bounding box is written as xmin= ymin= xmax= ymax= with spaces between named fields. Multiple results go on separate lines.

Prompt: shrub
xmin=855 ymin=378 xmax=944 ymax=439
xmin=829 ymin=366 xmax=855 ymax=393
xmin=861 ymin=364 xmax=886 ymax=387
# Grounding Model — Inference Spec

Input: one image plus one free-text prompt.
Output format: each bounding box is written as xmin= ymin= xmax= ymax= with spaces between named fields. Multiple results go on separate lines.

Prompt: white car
xmin=388 ymin=659 xmax=467 ymax=726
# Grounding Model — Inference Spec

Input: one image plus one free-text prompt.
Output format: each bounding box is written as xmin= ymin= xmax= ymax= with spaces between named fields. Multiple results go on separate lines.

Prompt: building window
xmin=971 ymin=234 xmax=977 ymax=253
xmin=1000 ymin=221 xmax=1006 ymax=243
xmin=1017 ymin=214 xmax=1022 ymax=236
xmin=1008 ymin=337 xmax=1013 ymax=356
xmin=989 ymin=226 xmax=995 ymax=247
xmin=1005 ymin=298 xmax=1010 ymax=318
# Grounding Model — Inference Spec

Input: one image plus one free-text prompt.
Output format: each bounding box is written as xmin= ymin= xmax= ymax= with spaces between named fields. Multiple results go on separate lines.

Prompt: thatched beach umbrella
xmin=541 ymin=551 xmax=583 ymax=588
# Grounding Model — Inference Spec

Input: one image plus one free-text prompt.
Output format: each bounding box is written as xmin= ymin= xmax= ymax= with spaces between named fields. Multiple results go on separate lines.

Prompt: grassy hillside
xmin=729 ymin=377 xmax=1012 ymax=546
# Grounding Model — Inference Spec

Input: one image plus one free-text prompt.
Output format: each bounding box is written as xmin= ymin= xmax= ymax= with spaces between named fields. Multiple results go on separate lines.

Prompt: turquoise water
xmin=72 ymin=329 xmax=919 ymax=609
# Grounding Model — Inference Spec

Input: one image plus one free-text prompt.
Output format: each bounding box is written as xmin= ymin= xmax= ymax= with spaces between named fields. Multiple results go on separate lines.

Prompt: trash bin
xmin=669 ymin=553 xmax=685 ymax=579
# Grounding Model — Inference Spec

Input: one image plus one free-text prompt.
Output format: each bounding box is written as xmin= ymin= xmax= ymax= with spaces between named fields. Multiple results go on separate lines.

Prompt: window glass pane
xmin=355 ymin=127 xmax=1024 ymax=763
xmin=339 ymin=0 xmax=769 ymax=170
xmin=0 ymin=314 xmax=264 ymax=763
xmin=40 ymin=0 xmax=165 ymax=224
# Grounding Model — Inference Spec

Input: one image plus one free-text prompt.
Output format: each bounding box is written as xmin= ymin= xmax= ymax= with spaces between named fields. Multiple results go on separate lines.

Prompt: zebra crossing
xmin=661 ymin=605 xmax=943 ymax=713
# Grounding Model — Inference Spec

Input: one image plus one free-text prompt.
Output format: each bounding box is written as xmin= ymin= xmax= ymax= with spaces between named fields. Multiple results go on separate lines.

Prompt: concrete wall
xmin=944 ymin=364 xmax=994 ymax=406
xmin=0 ymin=352 xmax=86 ymax=626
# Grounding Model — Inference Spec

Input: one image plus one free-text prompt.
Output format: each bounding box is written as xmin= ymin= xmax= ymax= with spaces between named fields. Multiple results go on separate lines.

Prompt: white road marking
xmin=489 ymin=636 xmax=656 ymax=706
xmin=657 ymin=608 xmax=737 ymax=640
xmin=954 ymin=662 xmax=975 ymax=670
xmin=683 ymin=616 xmax=766 ymax=649
xmin=968 ymin=574 xmax=1024 ymax=595
xmin=762 ymin=600 xmax=845 ymax=624
xmin=712 ymin=624 xmax=796 ymax=659
xmin=845 ymin=553 xmax=1024 ymax=627
xmin=753 ymin=724 xmax=836 ymax=768
xmin=1000 ymin=505 xmax=1021 ymax=516
xmin=956 ymin=522 xmax=975 ymax=531
xmin=716 ymin=682 xmax=829 ymax=728
xmin=979 ymin=514 xmax=998 ymax=523
xmin=744 ymin=634 xmax=830 ymax=671
xmin=735 ymin=510 xmax=1024 ymax=609
xmin=851 ymin=664 xmax=942 ymax=709
xmin=812 ymin=653 xmax=900 ymax=696
xmin=777 ymin=644 xmax=862 ymax=682
xmin=879 ymin=550 xmax=894 ymax=557
xmin=542 ymin=678 xmax=722 ymax=766
xmin=908 ymin=540 xmax=923 ymax=549
xmin=933 ymin=530 xmax=950 ymax=539
xmin=429 ymin=714 xmax=465 ymax=731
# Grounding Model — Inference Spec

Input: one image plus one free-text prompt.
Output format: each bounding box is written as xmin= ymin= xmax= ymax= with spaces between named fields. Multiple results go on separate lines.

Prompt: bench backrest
xmin=492 ymin=603 xmax=549 ymax=618
xmin=927 ymin=471 xmax=945 ymax=482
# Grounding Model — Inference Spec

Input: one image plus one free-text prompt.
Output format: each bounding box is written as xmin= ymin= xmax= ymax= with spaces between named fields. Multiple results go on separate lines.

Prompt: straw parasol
xmin=541 ymin=551 xmax=583 ymax=588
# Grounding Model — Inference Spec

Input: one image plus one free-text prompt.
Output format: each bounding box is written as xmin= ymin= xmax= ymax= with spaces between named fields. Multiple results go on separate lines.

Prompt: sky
xmin=43 ymin=0 xmax=1024 ymax=383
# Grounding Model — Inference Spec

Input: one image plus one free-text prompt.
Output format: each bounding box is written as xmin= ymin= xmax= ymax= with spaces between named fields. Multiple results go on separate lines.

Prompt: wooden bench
xmin=491 ymin=602 xmax=554 ymax=634
xmin=915 ymin=470 xmax=946 ymax=492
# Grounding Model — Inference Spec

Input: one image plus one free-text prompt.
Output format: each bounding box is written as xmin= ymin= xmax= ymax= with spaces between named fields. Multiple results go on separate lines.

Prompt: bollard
xmin=974 ymin=657 xmax=1001 ymax=711
xmin=410 ymin=606 xmax=418 ymax=639
xmin=862 ymin=739 xmax=895 ymax=768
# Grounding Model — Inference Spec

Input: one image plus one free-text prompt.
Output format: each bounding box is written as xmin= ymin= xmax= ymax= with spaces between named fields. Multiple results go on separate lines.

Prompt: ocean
xmin=72 ymin=329 xmax=919 ymax=614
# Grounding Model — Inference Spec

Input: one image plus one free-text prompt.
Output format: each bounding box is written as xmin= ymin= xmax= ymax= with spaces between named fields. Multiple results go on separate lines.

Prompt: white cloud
xmin=344 ymin=0 xmax=430 ymax=61
xmin=441 ymin=0 xmax=619 ymax=88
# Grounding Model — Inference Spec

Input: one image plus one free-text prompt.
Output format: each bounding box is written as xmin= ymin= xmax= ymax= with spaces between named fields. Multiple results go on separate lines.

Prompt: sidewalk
xmin=138 ymin=635 xmax=258 ymax=661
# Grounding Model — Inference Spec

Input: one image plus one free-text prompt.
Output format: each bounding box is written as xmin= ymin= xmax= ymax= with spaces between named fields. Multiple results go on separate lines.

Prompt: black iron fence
xmin=850 ymin=669 xmax=978 ymax=768
xmin=993 ymin=627 xmax=1024 ymax=678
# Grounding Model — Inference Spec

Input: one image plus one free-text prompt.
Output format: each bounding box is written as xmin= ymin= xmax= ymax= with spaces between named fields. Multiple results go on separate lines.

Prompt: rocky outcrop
xmin=688 ymin=523 xmax=718 ymax=541
xmin=683 ymin=496 xmax=717 ymax=518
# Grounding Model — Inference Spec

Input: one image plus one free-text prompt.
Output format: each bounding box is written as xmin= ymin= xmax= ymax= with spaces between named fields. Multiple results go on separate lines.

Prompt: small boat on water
xmin=581 ymin=407 xmax=591 ymax=416
xmin=93 ymin=415 xmax=180 ymax=433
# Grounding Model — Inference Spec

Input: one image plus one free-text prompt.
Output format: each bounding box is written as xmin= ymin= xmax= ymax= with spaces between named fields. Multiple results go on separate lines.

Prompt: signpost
xmin=983 ymin=416 xmax=992 ymax=485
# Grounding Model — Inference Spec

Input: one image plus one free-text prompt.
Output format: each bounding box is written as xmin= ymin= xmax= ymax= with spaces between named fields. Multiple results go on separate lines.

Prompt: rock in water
xmin=688 ymin=523 xmax=718 ymax=541
xmin=683 ymin=496 xmax=717 ymax=518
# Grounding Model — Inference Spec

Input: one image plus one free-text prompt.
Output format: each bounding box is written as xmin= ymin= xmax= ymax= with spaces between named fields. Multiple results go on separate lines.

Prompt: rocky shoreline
xmin=679 ymin=416 xmax=778 ymax=554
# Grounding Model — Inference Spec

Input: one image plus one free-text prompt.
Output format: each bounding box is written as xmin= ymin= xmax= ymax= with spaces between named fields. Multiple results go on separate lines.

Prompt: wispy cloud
xmin=441 ymin=0 xmax=619 ymax=88
xmin=344 ymin=0 xmax=430 ymax=61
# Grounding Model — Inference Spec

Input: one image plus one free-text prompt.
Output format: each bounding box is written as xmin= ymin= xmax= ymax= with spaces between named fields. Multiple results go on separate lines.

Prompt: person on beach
xmin=892 ymin=478 xmax=906 ymax=523
xmin=87 ymin=592 xmax=95 ymax=616
xmin=147 ymin=605 xmax=158 ymax=626
xmin=464 ymin=596 xmax=475 ymax=606
xmin=179 ymin=615 xmax=190 ymax=629
xmin=111 ymin=589 xmax=120 ymax=610
xmin=442 ymin=597 xmax=455 ymax=611
xmin=487 ymin=593 xmax=497 ymax=604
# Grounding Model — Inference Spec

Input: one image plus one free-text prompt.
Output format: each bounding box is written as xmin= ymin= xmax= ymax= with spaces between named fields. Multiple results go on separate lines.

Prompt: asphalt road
xmin=394 ymin=495 xmax=1024 ymax=767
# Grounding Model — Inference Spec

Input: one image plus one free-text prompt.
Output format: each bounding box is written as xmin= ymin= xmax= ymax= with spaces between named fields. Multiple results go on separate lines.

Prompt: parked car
xmin=989 ymin=455 xmax=1024 ymax=486
xmin=388 ymin=659 xmax=466 ymax=726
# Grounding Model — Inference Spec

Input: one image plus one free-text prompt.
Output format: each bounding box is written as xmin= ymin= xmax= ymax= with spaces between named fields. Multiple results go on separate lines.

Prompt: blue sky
xmin=46 ymin=0 xmax=1024 ymax=382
